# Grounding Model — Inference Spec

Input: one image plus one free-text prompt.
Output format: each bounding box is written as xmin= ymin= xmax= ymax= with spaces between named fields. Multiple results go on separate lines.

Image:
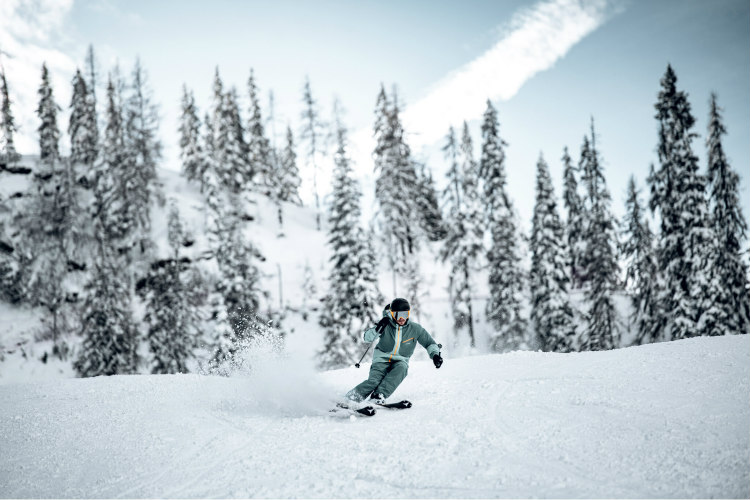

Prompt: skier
xmin=345 ymin=297 xmax=443 ymax=404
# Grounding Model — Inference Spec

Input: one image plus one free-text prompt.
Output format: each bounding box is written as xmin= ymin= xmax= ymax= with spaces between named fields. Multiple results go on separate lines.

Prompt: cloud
xmin=0 ymin=0 xmax=78 ymax=154
xmin=401 ymin=0 xmax=621 ymax=149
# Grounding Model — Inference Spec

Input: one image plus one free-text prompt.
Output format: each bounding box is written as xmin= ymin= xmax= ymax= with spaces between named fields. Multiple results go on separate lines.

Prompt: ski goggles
xmin=391 ymin=310 xmax=410 ymax=321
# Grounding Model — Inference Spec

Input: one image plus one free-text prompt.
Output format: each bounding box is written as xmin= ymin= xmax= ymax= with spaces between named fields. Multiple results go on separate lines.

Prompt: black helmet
xmin=390 ymin=298 xmax=410 ymax=312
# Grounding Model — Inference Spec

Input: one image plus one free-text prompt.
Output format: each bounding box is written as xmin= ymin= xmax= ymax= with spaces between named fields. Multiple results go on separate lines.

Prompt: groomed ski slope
xmin=1 ymin=335 xmax=748 ymax=499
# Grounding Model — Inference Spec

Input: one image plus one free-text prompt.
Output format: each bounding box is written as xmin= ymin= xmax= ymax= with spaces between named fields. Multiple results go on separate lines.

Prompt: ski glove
xmin=375 ymin=317 xmax=390 ymax=335
xmin=432 ymin=354 xmax=443 ymax=369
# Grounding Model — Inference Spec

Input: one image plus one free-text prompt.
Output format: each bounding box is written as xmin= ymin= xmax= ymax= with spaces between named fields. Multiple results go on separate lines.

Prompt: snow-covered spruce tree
xmin=76 ymin=96 xmax=139 ymax=377
xmin=575 ymin=136 xmax=594 ymax=288
xmin=278 ymin=125 xmax=302 ymax=205
xmin=95 ymin=74 xmax=139 ymax=267
xmin=414 ymin=161 xmax=447 ymax=242
xmin=207 ymin=69 xmax=248 ymax=195
xmin=318 ymin=106 xmax=383 ymax=369
xmin=69 ymin=69 xmax=99 ymax=186
xmin=85 ymin=44 xmax=98 ymax=102
xmin=621 ymin=176 xmax=661 ymax=344
xmin=373 ymin=85 xmax=422 ymax=290
xmin=441 ymin=122 xmax=484 ymax=348
xmin=179 ymin=84 xmax=207 ymax=188
xmin=706 ymin=93 xmax=750 ymax=335
xmin=442 ymin=126 xmax=461 ymax=214
xmin=530 ymin=154 xmax=576 ymax=352
xmin=124 ymin=58 xmax=162 ymax=251
xmin=562 ymin=147 xmax=586 ymax=289
xmin=0 ymin=67 xmax=21 ymax=167
xmin=579 ymin=121 xmax=620 ymax=351
xmin=479 ymin=100 xmax=528 ymax=351
xmin=138 ymin=202 xmax=201 ymax=374
xmin=37 ymin=64 xmax=60 ymax=163
xmin=225 ymin=87 xmax=251 ymax=192
xmin=75 ymin=173 xmax=139 ymax=377
xmin=300 ymin=76 xmax=326 ymax=230
xmin=247 ymin=69 xmax=274 ymax=193
xmin=648 ymin=65 xmax=718 ymax=340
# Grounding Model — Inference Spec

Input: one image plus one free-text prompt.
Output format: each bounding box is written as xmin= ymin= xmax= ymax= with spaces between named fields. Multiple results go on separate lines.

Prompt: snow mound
xmin=0 ymin=335 xmax=748 ymax=498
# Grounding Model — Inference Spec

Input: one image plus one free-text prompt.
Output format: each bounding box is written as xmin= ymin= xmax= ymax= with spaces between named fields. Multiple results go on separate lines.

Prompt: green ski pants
xmin=347 ymin=360 xmax=408 ymax=401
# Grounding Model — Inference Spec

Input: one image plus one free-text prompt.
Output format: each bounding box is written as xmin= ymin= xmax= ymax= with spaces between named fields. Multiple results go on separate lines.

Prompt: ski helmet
xmin=390 ymin=298 xmax=410 ymax=312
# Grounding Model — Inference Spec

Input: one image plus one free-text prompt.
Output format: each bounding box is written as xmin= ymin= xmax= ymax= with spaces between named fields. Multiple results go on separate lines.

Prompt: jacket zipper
xmin=393 ymin=326 xmax=402 ymax=356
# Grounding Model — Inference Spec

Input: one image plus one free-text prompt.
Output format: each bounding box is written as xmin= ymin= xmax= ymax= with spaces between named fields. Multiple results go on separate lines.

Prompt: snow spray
xmin=202 ymin=320 xmax=334 ymax=417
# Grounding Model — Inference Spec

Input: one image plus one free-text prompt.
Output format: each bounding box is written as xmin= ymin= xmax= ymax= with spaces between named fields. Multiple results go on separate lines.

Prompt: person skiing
xmin=346 ymin=297 xmax=443 ymax=403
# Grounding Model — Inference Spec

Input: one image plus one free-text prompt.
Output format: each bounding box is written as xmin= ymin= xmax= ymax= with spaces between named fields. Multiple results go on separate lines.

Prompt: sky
xmin=1 ymin=0 xmax=748 ymax=236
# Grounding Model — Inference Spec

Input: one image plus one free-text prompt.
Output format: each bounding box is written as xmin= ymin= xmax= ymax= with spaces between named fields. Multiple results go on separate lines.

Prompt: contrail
xmin=401 ymin=0 xmax=622 ymax=149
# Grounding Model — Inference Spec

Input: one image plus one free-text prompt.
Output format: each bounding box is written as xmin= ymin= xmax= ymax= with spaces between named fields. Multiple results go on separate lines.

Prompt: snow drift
xmin=1 ymin=334 xmax=748 ymax=498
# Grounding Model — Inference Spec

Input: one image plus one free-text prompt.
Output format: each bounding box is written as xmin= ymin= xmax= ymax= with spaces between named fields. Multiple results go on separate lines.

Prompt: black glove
xmin=432 ymin=353 xmax=443 ymax=369
xmin=375 ymin=317 xmax=389 ymax=335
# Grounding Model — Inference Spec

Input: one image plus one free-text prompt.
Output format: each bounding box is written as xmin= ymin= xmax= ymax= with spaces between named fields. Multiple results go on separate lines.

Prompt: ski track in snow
xmin=1 ymin=335 xmax=748 ymax=498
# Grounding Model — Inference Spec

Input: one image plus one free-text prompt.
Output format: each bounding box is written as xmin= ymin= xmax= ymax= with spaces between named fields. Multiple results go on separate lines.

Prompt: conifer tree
xmin=85 ymin=44 xmax=98 ymax=103
xmin=579 ymin=121 xmax=620 ymax=350
xmin=373 ymin=85 xmax=421 ymax=290
xmin=575 ymin=136 xmax=593 ymax=287
xmin=530 ymin=154 xmax=576 ymax=352
xmin=179 ymin=84 xmax=207 ymax=187
xmin=75 ymin=185 xmax=139 ymax=377
xmin=69 ymin=69 xmax=99 ymax=185
xmin=278 ymin=125 xmax=302 ymax=204
xmin=207 ymin=69 xmax=247 ymax=194
xmin=318 ymin=105 xmax=383 ymax=369
xmin=621 ymin=176 xmax=660 ymax=344
xmin=124 ymin=58 xmax=162 ymax=246
xmin=0 ymin=67 xmax=20 ymax=166
xmin=649 ymin=65 xmax=718 ymax=340
xmin=37 ymin=63 xmax=60 ymax=163
xmin=75 ymin=123 xmax=139 ymax=376
xmin=139 ymin=202 xmax=201 ymax=373
xmin=441 ymin=122 xmax=484 ymax=347
xmin=95 ymin=74 xmax=140 ymax=269
xmin=300 ymin=76 xmax=325 ymax=230
xmin=480 ymin=100 xmax=527 ymax=351
xmin=703 ymin=92 xmax=750 ymax=335
xmin=414 ymin=161 xmax=447 ymax=241
xmin=562 ymin=147 xmax=586 ymax=289
xmin=442 ymin=126 xmax=461 ymax=215
xmin=83 ymin=45 xmax=100 ymax=180
xmin=247 ymin=69 xmax=273 ymax=192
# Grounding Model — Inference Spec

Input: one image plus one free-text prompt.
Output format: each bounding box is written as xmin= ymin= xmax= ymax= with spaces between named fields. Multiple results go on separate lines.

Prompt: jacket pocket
xmin=399 ymin=337 xmax=416 ymax=357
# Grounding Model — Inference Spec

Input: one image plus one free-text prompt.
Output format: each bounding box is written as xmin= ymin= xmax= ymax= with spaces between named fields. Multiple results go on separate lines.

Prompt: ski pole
xmin=354 ymin=340 xmax=376 ymax=368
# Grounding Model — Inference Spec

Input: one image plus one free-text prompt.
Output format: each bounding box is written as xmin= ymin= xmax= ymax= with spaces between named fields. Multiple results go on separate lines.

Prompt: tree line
xmin=1 ymin=53 xmax=748 ymax=374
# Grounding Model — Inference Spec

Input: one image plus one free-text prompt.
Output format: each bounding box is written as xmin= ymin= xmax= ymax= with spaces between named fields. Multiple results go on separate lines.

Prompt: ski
xmin=330 ymin=403 xmax=377 ymax=417
xmin=374 ymin=400 xmax=412 ymax=410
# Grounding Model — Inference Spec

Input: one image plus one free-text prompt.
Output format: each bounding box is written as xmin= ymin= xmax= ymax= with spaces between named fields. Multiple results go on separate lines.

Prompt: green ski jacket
xmin=363 ymin=309 xmax=440 ymax=364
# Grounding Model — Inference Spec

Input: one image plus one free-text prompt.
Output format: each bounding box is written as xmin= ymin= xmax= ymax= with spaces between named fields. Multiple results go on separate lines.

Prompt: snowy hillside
xmin=0 ymin=162 xmax=562 ymax=382
xmin=1 ymin=335 xmax=748 ymax=498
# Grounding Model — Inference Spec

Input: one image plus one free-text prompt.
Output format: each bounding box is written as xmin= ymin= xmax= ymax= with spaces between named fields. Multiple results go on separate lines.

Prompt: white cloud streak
xmin=401 ymin=0 xmax=619 ymax=149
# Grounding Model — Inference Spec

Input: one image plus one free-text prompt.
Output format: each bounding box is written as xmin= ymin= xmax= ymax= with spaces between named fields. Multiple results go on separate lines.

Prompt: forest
xmin=0 ymin=46 xmax=748 ymax=376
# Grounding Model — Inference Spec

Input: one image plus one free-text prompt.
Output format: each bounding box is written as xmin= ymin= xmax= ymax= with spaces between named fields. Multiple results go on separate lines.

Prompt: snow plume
xmin=203 ymin=321 xmax=334 ymax=417
xmin=402 ymin=0 xmax=621 ymax=149
xmin=0 ymin=0 xmax=77 ymax=154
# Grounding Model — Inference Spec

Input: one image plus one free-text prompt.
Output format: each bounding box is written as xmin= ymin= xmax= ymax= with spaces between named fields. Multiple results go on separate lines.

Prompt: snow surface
xmin=1 ymin=335 xmax=748 ymax=498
